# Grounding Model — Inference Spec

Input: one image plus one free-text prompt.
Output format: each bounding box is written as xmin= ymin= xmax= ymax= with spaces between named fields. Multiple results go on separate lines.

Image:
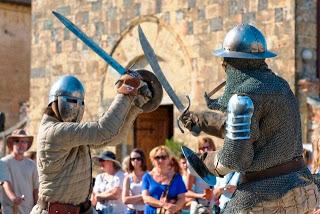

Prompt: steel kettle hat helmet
xmin=213 ymin=24 xmax=277 ymax=59
xmin=48 ymin=75 xmax=85 ymax=122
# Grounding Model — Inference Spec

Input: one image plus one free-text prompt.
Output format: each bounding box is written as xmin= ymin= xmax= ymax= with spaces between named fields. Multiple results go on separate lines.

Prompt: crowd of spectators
xmin=1 ymin=129 xmax=319 ymax=213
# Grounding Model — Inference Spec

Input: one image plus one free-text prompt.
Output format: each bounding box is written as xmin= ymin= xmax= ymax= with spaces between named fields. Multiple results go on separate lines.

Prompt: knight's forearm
xmin=198 ymin=111 xmax=226 ymax=138
xmin=218 ymin=138 xmax=254 ymax=171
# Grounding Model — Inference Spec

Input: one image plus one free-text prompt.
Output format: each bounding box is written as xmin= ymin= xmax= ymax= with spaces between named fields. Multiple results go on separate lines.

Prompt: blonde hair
xmin=149 ymin=145 xmax=172 ymax=161
xmin=122 ymin=156 xmax=131 ymax=173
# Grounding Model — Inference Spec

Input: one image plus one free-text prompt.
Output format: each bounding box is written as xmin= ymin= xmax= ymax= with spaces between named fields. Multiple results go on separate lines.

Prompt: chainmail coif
xmin=208 ymin=59 xmax=315 ymax=213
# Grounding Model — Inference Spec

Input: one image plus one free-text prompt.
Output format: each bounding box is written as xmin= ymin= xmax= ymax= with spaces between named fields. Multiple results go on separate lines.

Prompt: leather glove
xmin=180 ymin=110 xmax=200 ymax=131
xmin=116 ymin=72 xmax=152 ymax=106
xmin=133 ymin=81 xmax=152 ymax=108
xmin=116 ymin=73 xmax=141 ymax=95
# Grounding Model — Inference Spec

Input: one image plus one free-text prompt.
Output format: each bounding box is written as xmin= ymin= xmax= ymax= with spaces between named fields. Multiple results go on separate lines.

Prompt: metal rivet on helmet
xmin=213 ymin=24 xmax=277 ymax=59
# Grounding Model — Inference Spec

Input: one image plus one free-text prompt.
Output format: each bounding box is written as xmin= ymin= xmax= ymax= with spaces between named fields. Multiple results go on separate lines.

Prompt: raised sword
xmin=52 ymin=11 xmax=165 ymax=113
xmin=138 ymin=26 xmax=201 ymax=136
xmin=52 ymin=11 xmax=127 ymax=75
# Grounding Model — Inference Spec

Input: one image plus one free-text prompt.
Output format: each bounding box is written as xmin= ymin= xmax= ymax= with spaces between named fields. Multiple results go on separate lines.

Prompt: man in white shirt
xmin=1 ymin=129 xmax=39 ymax=214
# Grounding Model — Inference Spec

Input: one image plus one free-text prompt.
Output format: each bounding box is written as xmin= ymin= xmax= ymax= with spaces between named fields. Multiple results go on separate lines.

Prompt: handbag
xmin=156 ymin=174 xmax=177 ymax=214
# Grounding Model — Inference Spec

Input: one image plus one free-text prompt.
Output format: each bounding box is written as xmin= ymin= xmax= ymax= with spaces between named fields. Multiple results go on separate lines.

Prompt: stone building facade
xmin=28 ymin=0 xmax=318 ymax=153
xmin=0 ymin=1 xmax=31 ymax=128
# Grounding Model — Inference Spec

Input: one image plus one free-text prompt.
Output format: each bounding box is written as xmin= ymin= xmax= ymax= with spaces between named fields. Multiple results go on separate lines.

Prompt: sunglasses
xmin=199 ymin=146 xmax=211 ymax=150
xmin=130 ymin=157 xmax=142 ymax=161
xmin=154 ymin=155 xmax=168 ymax=161
xmin=14 ymin=140 xmax=29 ymax=144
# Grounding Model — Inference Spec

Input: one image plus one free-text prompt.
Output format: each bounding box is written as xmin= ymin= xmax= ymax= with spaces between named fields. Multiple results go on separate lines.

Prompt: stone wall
xmin=0 ymin=2 xmax=31 ymax=128
xmin=29 ymin=0 xmax=297 ymax=150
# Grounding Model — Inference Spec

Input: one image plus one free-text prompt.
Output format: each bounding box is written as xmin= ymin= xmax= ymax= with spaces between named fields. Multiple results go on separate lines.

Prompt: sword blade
xmin=52 ymin=11 xmax=126 ymax=75
xmin=138 ymin=26 xmax=185 ymax=112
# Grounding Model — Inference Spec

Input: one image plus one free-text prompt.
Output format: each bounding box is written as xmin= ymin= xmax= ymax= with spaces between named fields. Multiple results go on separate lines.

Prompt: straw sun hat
xmin=6 ymin=129 xmax=33 ymax=151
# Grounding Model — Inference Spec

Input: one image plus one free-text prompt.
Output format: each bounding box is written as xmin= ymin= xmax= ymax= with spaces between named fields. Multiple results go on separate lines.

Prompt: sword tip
xmin=52 ymin=11 xmax=61 ymax=18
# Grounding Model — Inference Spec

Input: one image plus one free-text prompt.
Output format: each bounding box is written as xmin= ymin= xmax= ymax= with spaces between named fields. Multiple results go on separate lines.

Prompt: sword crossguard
xmin=126 ymin=69 xmax=142 ymax=79
xmin=177 ymin=96 xmax=201 ymax=136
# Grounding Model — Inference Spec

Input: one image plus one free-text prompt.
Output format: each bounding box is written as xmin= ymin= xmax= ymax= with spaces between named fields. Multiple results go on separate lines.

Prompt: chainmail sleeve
xmin=217 ymin=94 xmax=261 ymax=172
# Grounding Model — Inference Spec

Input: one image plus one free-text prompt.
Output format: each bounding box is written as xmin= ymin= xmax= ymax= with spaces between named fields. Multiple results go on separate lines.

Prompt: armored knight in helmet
xmin=182 ymin=24 xmax=319 ymax=213
xmin=31 ymin=71 xmax=162 ymax=214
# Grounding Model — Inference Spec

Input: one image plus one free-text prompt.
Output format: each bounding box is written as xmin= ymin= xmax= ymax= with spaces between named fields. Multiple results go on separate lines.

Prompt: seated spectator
xmin=142 ymin=145 xmax=186 ymax=214
xmin=1 ymin=129 xmax=39 ymax=214
xmin=122 ymin=149 xmax=147 ymax=214
xmin=92 ymin=151 xmax=126 ymax=214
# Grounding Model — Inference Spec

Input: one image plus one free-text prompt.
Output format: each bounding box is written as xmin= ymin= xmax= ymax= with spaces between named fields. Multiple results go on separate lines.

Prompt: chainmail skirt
xmin=239 ymin=183 xmax=319 ymax=214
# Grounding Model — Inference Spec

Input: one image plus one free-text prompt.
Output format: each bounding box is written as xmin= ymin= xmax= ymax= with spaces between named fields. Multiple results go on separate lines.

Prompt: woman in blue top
xmin=142 ymin=146 xmax=187 ymax=214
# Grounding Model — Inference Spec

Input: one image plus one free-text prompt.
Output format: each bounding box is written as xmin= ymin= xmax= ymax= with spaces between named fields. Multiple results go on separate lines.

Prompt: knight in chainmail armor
xmin=182 ymin=24 xmax=319 ymax=213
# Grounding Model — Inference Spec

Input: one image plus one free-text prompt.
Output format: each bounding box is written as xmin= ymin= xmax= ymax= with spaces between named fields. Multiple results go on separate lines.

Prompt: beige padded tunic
xmin=35 ymin=94 xmax=136 ymax=207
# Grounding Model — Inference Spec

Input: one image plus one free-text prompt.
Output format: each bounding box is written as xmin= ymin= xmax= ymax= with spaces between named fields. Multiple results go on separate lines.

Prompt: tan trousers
xmin=240 ymin=183 xmax=319 ymax=214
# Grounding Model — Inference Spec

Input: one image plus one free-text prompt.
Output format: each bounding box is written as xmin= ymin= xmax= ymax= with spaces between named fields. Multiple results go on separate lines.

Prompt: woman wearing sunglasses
xmin=122 ymin=149 xmax=147 ymax=214
xmin=142 ymin=146 xmax=187 ymax=214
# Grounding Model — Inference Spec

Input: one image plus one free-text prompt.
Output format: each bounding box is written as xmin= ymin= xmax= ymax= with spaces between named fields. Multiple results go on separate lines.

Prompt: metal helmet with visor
xmin=213 ymin=24 xmax=277 ymax=59
xmin=48 ymin=75 xmax=85 ymax=122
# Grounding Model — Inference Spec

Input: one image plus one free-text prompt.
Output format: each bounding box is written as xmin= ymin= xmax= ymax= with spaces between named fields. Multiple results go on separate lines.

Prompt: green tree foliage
xmin=165 ymin=138 xmax=184 ymax=157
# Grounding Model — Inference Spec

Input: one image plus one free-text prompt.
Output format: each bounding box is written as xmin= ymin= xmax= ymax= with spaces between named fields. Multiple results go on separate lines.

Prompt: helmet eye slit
xmin=66 ymin=98 xmax=78 ymax=104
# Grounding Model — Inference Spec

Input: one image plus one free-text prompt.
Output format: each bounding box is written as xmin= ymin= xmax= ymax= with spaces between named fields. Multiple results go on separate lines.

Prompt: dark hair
xmin=179 ymin=153 xmax=186 ymax=160
xmin=128 ymin=148 xmax=147 ymax=172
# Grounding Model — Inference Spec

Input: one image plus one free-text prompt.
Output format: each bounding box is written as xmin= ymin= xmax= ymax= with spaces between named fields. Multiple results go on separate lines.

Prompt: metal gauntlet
xmin=226 ymin=94 xmax=254 ymax=140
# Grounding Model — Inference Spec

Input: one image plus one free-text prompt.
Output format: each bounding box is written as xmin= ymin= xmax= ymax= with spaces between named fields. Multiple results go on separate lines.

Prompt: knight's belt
xmin=240 ymin=157 xmax=305 ymax=184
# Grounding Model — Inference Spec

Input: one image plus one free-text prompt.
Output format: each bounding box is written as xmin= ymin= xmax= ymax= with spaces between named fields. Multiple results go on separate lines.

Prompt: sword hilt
xmin=177 ymin=96 xmax=201 ymax=136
